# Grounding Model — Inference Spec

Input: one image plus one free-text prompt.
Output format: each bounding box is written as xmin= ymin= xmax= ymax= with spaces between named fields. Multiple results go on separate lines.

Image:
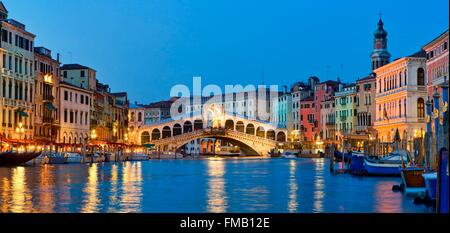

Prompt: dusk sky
xmin=5 ymin=0 xmax=449 ymax=103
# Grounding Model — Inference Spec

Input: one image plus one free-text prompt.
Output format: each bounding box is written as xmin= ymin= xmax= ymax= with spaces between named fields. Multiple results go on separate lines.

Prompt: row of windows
xmin=63 ymin=109 xmax=89 ymax=125
xmin=2 ymin=54 xmax=34 ymax=76
xmin=1 ymin=78 xmax=33 ymax=102
xmin=63 ymin=90 xmax=90 ymax=105
xmin=427 ymin=41 xmax=448 ymax=60
xmin=62 ymin=70 xmax=85 ymax=78
xmin=1 ymin=29 xmax=34 ymax=52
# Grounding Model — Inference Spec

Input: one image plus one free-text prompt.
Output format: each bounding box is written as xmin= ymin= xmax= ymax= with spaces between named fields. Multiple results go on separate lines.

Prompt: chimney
xmin=57 ymin=53 xmax=60 ymax=63
xmin=283 ymin=85 xmax=287 ymax=94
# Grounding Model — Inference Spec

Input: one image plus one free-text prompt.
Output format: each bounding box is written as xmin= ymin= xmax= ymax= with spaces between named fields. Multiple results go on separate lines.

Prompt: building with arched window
xmin=373 ymin=52 xmax=428 ymax=142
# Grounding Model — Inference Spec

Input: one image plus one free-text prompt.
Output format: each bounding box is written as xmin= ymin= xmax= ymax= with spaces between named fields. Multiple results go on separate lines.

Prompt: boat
xmin=349 ymin=152 xmax=366 ymax=175
xmin=130 ymin=153 xmax=149 ymax=161
xmin=281 ymin=150 xmax=298 ymax=159
xmin=217 ymin=146 xmax=242 ymax=157
xmin=334 ymin=150 xmax=352 ymax=163
xmin=363 ymin=150 xmax=411 ymax=176
xmin=64 ymin=152 xmax=83 ymax=164
xmin=85 ymin=153 xmax=101 ymax=163
xmin=0 ymin=151 xmax=42 ymax=166
xmin=400 ymin=167 xmax=426 ymax=195
xmin=422 ymin=172 xmax=437 ymax=200
xmin=46 ymin=153 xmax=67 ymax=164
xmin=25 ymin=153 xmax=46 ymax=165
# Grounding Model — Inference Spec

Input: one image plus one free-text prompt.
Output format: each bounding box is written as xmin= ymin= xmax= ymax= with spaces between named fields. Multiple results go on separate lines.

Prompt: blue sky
xmin=5 ymin=0 xmax=449 ymax=103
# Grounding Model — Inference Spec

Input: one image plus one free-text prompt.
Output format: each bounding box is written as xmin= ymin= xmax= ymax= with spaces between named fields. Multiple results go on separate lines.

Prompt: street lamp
xmin=91 ymin=129 xmax=97 ymax=140
xmin=16 ymin=122 xmax=25 ymax=143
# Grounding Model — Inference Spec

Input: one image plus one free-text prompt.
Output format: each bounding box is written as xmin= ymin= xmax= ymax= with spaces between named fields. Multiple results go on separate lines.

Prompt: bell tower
xmin=371 ymin=14 xmax=391 ymax=70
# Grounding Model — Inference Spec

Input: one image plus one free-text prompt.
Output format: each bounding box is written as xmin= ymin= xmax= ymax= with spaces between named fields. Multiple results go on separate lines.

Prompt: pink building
xmin=423 ymin=30 xmax=448 ymax=100
xmin=314 ymin=80 xmax=340 ymax=139
xmin=299 ymin=96 xmax=316 ymax=142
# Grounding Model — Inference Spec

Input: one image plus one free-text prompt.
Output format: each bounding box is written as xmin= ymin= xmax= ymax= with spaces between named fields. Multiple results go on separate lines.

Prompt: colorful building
xmin=33 ymin=47 xmax=61 ymax=144
xmin=374 ymin=51 xmax=428 ymax=142
xmin=299 ymin=96 xmax=316 ymax=142
xmin=334 ymin=84 xmax=357 ymax=141
xmin=315 ymin=80 xmax=340 ymax=139
xmin=355 ymin=74 xmax=376 ymax=136
xmin=58 ymin=81 xmax=93 ymax=144
xmin=0 ymin=6 xmax=36 ymax=142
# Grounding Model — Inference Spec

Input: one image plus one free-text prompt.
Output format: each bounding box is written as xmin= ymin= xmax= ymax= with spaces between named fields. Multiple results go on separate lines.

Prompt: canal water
xmin=0 ymin=158 xmax=435 ymax=213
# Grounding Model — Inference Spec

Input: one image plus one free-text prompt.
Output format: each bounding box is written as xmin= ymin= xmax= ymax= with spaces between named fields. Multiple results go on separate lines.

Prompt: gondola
xmin=0 ymin=151 xmax=42 ymax=166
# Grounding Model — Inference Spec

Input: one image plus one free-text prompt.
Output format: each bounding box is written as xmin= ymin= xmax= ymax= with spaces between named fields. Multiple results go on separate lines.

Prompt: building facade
xmin=334 ymin=84 xmax=358 ymax=140
xmin=58 ymin=81 xmax=92 ymax=145
xmin=423 ymin=30 xmax=448 ymax=104
xmin=321 ymin=95 xmax=336 ymax=142
xmin=299 ymin=96 xmax=315 ymax=142
xmin=355 ymin=74 xmax=376 ymax=136
xmin=0 ymin=7 xmax=36 ymax=142
xmin=374 ymin=53 xmax=428 ymax=142
xmin=33 ymin=47 xmax=61 ymax=143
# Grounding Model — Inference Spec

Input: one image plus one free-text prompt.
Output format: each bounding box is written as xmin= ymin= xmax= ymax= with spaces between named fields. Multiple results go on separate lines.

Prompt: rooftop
xmin=61 ymin=64 xmax=95 ymax=71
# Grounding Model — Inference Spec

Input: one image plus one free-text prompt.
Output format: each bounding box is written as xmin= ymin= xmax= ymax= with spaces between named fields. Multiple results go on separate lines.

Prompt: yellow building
xmin=374 ymin=51 xmax=428 ymax=142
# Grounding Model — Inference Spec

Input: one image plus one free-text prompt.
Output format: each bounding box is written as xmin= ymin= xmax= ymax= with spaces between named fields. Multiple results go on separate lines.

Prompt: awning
xmin=46 ymin=102 xmax=57 ymax=111
xmin=142 ymin=144 xmax=155 ymax=148
xmin=16 ymin=109 xmax=29 ymax=117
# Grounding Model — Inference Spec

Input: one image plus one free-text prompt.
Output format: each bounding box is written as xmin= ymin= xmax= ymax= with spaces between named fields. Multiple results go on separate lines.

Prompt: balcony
xmin=43 ymin=95 xmax=54 ymax=102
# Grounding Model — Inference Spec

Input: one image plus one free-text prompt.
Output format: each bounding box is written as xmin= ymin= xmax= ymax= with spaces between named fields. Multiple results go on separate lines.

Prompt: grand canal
xmin=0 ymin=158 xmax=435 ymax=213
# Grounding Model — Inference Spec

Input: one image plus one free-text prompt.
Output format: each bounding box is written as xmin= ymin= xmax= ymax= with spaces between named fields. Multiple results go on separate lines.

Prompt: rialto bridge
xmin=133 ymin=111 xmax=288 ymax=156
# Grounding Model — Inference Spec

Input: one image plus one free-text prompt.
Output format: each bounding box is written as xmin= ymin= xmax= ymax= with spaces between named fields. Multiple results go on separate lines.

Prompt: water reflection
xmin=374 ymin=181 xmax=402 ymax=213
xmin=288 ymin=160 xmax=298 ymax=213
xmin=0 ymin=159 xmax=431 ymax=213
xmin=11 ymin=167 xmax=33 ymax=213
xmin=81 ymin=164 xmax=99 ymax=213
xmin=313 ymin=159 xmax=325 ymax=213
xmin=206 ymin=158 xmax=227 ymax=213
xmin=120 ymin=162 xmax=143 ymax=212
xmin=108 ymin=164 xmax=119 ymax=212
xmin=37 ymin=165 xmax=56 ymax=213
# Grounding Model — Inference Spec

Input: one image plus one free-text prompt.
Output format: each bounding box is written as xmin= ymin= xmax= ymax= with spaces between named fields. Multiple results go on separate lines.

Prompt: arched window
xmin=399 ymin=100 xmax=402 ymax=117
xmin=138 ymin=112 xmax=142 ymax=122
xmin=417 ymin=68 xmax=425 ymax=86
xmin=417 ymin=98 xmax=425 ymax=118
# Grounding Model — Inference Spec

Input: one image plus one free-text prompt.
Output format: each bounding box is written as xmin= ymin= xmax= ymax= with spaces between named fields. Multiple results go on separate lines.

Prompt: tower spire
xmin=371 ymin=14 xmax=391 ymax=71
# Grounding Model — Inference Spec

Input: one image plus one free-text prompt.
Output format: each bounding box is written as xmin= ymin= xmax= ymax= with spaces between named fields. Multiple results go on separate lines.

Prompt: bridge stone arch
xmin=194 ymin=119 xmax=203 ymax=130
xmin=152 ymin=129 xmax=161 ymax=140
xmin=141 ymin=131 xmax=151 ymax=144
xmin=225 ymin=119 xmax=234 ymax=130
xmin=151 ymin=129 xmax=278 ymax=156
xmin=277 ymin=131 xmax=286 ymax=142
xmin=183 ymin=121 xmax=193 ymax=133
xmin=236 ymin=121 xmax=245 ymax=132
xmin=246 ymin=123 xmax=255 ymax=135
xmin=256 ymin=126 xmax=265 ymax=138
xmin=173 ymin=124 xmax=182 ymax=136
xmin=267 ymin=129 xmax=276 ymax=140
xmin=162 ymin=126 xmax=172 ymax=138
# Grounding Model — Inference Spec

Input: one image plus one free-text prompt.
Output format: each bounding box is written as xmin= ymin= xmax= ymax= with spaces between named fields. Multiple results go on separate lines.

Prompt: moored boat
xmin=0 ymin=151 xmax=42 ymax=166
xmin=422 ymin=172 xmax=437 ymax=200
xmin=363 ymin=150 xmax=410 ymax=176
xmin=334 ymin=150 xmax=352 ymax=163
xmin=400 ymin=167 xmax=426 ymax=195
xmin=281 ymin=150 xmax=298 ymax=159
xmin=64 ymin=152 xmax=83 ymax=164
xmin=130 ymin=153 xmax=149 ymax=161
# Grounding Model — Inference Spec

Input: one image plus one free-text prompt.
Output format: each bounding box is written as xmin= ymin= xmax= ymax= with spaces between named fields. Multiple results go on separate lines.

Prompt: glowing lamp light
xmin=44 ymin=74 xmax=53 ymax=84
